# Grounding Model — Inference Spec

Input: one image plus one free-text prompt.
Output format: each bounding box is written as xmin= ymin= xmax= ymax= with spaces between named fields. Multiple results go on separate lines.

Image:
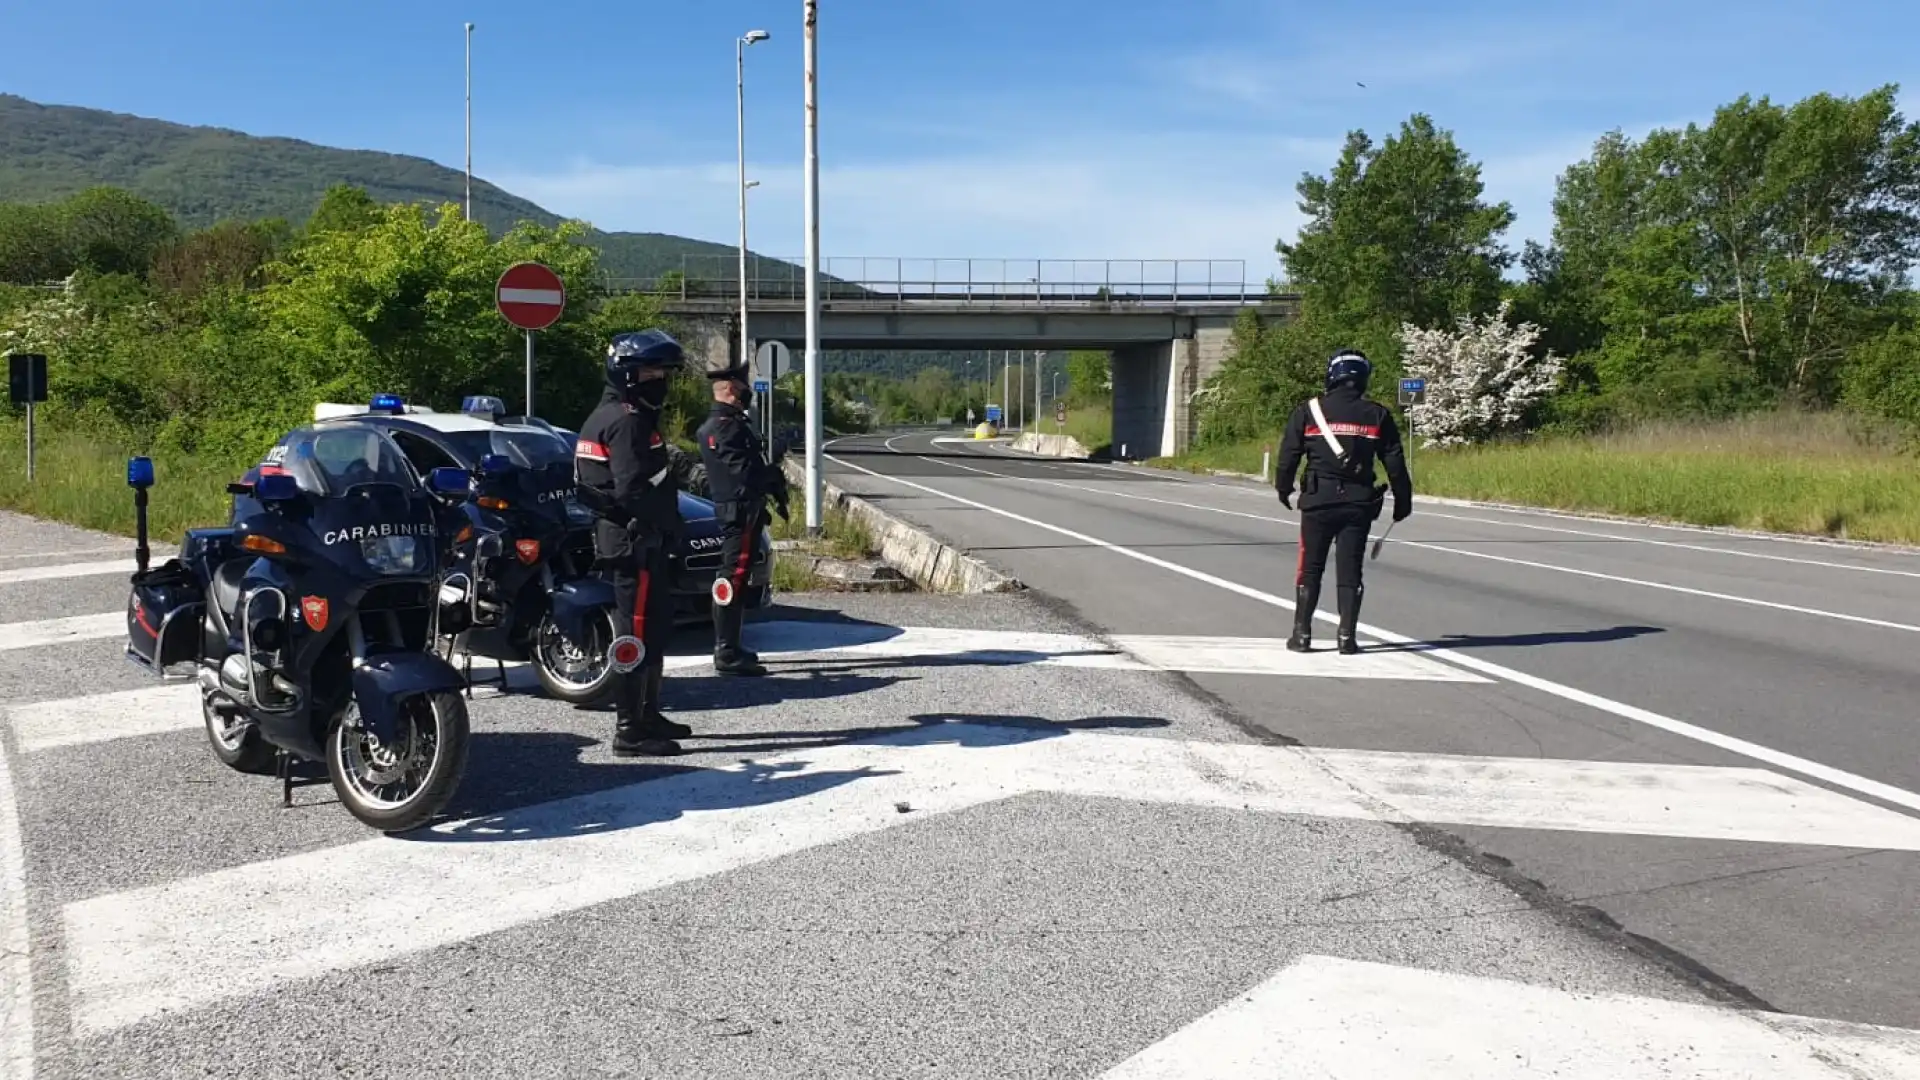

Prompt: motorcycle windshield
xmin=445 ymin=427 xmax=578 ymax=521
xmin=278 ymin=428 xmax=444 ymax=579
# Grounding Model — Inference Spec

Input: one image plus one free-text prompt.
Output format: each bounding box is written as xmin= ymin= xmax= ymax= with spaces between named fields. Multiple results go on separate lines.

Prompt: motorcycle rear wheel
xmin=531 ymin=609 xmax=617 ymax=707
xmin=326 ymin=691 xmax=470 ymax=834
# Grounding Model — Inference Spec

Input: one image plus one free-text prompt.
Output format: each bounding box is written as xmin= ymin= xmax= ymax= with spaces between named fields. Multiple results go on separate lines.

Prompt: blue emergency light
xmin=126 ymin=456 xmax=155 ymax=489
xmin=369 ymin=393 xmax=406 ymax=414
xmin=462 ymin=395 xmax=507 ymax=419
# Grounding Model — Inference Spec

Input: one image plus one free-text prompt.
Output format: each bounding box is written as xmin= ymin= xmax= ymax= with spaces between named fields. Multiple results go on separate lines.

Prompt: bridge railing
xmin=609 ymin=256 xmax=1267 ymax=305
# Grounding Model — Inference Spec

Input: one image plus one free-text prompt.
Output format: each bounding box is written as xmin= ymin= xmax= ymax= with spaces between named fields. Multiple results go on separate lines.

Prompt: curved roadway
xmin=821 ymin=427 xmax=1920 ymax=1028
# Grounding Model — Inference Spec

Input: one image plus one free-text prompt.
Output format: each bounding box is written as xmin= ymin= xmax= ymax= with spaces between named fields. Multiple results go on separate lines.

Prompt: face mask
xmin=631 ymin=380 xmax=669 ymax=410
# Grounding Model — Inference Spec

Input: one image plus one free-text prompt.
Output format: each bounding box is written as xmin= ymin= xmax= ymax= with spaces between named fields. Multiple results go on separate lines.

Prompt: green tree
xmin=303 ymin=184 xmax=383 ymax=238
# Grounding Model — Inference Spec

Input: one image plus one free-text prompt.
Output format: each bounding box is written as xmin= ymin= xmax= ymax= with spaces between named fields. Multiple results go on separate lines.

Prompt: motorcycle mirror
xmin=478 ymin=453 xmax=514 ymax=477
xmin=427 ymin=467 xmax=472 ymax=497
xmin=254 ymin=473 xmax=301 ymax=502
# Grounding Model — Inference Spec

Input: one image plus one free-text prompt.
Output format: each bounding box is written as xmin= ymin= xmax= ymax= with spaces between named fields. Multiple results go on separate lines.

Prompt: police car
xmin=313 ymin=395 xmax=773 ymax=624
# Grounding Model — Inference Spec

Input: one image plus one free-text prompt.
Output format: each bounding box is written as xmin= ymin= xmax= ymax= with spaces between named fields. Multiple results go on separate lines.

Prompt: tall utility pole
xmin=802 ymin=0 xmax=823 ymax=532
xmin=1033 ymin=348 xmax=1043 ymax=428
xmin=464 ymin=22 xmax=474 ymax=220
xmin=737 ymin=29 xmax=769 ymax=377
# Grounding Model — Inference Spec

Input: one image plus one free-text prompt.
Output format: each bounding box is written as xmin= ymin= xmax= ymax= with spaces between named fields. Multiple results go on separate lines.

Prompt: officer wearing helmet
xmin=574 ymin=330 xmax=691 ymax=756
xmin=1273 ymin=349 xmax=1413 ymax=654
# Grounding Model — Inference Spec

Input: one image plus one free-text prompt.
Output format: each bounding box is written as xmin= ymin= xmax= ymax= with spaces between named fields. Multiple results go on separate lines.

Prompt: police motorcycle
xmin=122 ymin=420 xmax=476 ymax=834
xmin=424 ymin=395 xmax=622 ymax=706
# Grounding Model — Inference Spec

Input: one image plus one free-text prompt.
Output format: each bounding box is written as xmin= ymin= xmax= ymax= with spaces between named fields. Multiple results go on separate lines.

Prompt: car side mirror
xmin=478 ymin=453 xmax=514 ymax=477
xmin=428 ymin=467 xmax=471 ymax=497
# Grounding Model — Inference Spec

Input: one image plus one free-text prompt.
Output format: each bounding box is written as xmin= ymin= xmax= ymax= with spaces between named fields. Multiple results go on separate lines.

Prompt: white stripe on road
xmin=0 ymin=613 xmax=122 ymax=653
xmin=0 ymin=743 xmax=30 ymax=1080
xmin=827 ymin=451 xmax=1920 ymax=814
xmin=0 ymin=560 xmax=133 ymax=586
xmin=60 ymin=723 xmax=1920 ymax=1036
xmin=1096 ymin=954 xmax=1920 ymax=1079
xmin=6 ymin=623 xmax=1485 ymax=754
xmin=0 ymin=548 xmax=124 ymax=563
xmin=920 ymin=455 xmax=1920 ymax=635
xmin=496 ymin=288 xmax=563 ymax=305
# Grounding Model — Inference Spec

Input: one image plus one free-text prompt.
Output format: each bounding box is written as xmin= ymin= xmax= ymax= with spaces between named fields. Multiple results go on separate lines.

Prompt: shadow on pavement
xmin=410 ymin=712 xmax=1171 ymax=843
xmin=1367 ymin=624 xmax=1666 ymax=653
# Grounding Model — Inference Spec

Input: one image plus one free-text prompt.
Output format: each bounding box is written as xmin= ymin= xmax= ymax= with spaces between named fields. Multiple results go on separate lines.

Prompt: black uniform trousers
xmin=609 ymin=539 xmax=676 ymax=724
xmin=712 ymin=506 xmax=761 ymax=658
xmin=1294 ymin=501 xmax=1374 ymax=642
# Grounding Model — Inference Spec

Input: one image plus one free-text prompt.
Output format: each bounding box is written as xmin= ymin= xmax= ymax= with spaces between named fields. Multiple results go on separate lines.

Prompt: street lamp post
xmin=737 ymin=29 xmax=769 ymax=378
xmin=464 ymin=22 xmax=474 ymax=221
xmin=802 ymin=0 xmax=822 ymax=533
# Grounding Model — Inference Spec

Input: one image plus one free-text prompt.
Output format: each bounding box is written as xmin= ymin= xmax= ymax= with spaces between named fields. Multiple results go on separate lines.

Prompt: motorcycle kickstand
xmin=461 ymin=651 xmax=473 ymax=701
xmin=495 ymin=659 xmax=509 ymax=695
xmin=276 ymin=748 xmax=293 ymax=808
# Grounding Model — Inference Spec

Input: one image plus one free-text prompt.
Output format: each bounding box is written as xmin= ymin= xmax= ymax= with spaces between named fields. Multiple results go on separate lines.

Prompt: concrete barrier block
xmin=779 ymin=459 xmax=1024 ymax=595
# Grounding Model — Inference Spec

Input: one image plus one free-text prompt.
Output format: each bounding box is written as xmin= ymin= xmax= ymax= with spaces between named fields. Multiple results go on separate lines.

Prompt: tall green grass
xmin=0 ymin=419 xmax=235 ymax=540
xmin=1156 ymin=410 xmax=1920 ymax=545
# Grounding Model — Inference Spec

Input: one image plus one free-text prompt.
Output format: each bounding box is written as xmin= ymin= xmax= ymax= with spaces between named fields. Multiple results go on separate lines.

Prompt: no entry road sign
xmin=496 ymin=262 xmax=566 ymax=331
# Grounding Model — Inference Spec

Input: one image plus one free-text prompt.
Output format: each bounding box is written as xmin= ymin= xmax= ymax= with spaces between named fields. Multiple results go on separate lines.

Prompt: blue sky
xmin=5 ymin=0 xmax=1918 ymax=286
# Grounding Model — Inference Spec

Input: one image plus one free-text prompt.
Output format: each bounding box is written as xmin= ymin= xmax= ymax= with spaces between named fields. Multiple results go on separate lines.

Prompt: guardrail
xmin=610 ymin=256 xmax=1274 ymax=305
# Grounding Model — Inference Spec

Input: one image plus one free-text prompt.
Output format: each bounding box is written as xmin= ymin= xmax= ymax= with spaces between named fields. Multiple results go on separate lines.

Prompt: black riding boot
xmin=713 ymin=600 xmax=767 ymax=677
xmin=612 ymin=663 xmax=681 ymax=756
xmin=640 ymin=662 xmax=691 ymax=738
xmin=1287 ymin=581 xmax=1319 ymax=652
xmin=1336 ymin=585 xmax=1362 ymax=655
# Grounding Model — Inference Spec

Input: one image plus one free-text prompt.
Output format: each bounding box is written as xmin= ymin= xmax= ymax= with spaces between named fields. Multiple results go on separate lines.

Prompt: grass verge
xmin=768 ymin=499 xmax=883 ymax=591
xmin=1153 ymin=410 xmax=1920 ymax=546
xmin=0 ymin=420 xmax=233 ymax=540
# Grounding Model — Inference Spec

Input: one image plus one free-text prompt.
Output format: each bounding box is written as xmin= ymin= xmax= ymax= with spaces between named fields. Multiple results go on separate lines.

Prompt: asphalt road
xmin=821 ymin=428 xmax=1920 ymax=1032
xmin=4 ymin=501 xmax=1919 ymax=1078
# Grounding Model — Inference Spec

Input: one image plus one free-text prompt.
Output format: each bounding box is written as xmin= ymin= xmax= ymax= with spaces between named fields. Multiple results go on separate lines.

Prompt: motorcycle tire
xmin=531 ymin=609 xmax=617 ymax=707
xmin=201 ymin=688 xmax=276 ymax=775
xmin=326 ymin=691 xmax=470 ymax=834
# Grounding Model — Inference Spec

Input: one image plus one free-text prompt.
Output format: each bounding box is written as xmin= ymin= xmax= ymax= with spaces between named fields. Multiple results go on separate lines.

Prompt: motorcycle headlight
xmin=361 ymin=534 xmax=424 ymax=575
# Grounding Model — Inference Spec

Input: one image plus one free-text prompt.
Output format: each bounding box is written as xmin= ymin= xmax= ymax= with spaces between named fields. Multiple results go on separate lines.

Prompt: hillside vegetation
xmin=0 ymin=94 xmax=758 ymax=283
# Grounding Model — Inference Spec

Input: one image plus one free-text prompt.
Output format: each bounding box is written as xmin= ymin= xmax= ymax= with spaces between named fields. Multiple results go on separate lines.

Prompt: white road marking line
xmin=0 ymin=613 xmax=123 ymax=654
xmin=827 ymin=451 xmax=1920 ymax=815
xmin=1409 ymin=507 xmax=1920 ymax=578
xmin=0 ymin=560 xmax=134 ymax=587
xmin=1415 ymin=492 xmax=1920 ymax=554
xmin=0 ymin=742 xmax=29 ymax=1080
xmin=0 ymin=548 xmax=125 ymax=563
xmin=1096 ymin=954 xmax=1920 ymax=1079
xmin=60 ymin=723 xmax=1920 ymax=1037
xmin=922 ymin=455 xmax=1920 ymax=634
xmin=8 ymin=624 xmax=1483 ymax=754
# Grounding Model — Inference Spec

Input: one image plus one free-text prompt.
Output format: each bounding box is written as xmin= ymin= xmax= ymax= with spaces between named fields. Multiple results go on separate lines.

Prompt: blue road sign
xmin=985 ymin=404 xmax=1003 ymax=423
xmin=1400 ymin=378 xmax=1426 ymax=392
xmin=752 ymin=379 xmax=770 ymax=394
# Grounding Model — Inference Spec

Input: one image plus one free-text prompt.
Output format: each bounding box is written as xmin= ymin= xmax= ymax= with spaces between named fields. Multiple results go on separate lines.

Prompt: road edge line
xmin=0 ymin=738 xmax=32 ymax=1080
xmin=785 ymin=457 xmax=1024 ymax=595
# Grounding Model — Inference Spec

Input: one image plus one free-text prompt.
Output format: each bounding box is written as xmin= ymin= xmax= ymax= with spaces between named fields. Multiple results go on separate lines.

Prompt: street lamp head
xmin=743 ymin=29 xmax=770 ymax=44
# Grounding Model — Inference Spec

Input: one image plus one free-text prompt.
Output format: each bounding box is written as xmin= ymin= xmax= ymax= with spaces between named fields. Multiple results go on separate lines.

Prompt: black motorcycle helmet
xmin=605 ymin=329 xmax=686 ymax=393
xmin=1326 ymin=349 xmax=1371 ymax=393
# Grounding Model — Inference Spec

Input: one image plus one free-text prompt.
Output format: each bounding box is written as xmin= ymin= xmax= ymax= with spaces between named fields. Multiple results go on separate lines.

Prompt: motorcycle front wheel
xmin=530 ymin=608 xmax=617 ymax=707
xmin=326 ymin=691 xmax=470 ymax=834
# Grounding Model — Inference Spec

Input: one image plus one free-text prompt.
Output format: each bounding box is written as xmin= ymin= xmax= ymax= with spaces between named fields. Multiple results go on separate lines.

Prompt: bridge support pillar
xmin=1110 ymin=337 xmax=1197 ymax=460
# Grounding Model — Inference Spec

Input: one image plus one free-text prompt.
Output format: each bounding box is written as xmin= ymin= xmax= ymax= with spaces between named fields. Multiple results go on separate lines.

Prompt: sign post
xmin=8 ymin=354 xmax=48 ymax=481
xmin=755 ymin=340 xmax=790 ymax=447
xmin=495 ymin=262 xmax=567 ymax=418
xmin=1054 ymin=401 xmax=1065 ymax=433
xmin=1397 ymin=377 xmax=1426 ymax=473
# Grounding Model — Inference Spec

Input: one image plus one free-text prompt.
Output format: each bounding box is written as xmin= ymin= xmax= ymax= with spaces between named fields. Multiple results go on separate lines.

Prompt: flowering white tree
xmin=1398 ymin=300 xmax=1564 ymax=447
xmin=0 ymin=274 xmax=92 ymax=358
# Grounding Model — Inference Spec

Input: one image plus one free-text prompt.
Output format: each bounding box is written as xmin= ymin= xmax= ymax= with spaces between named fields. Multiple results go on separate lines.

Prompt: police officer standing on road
xmin=1273 ymin=349 xmax=1413 ymax=655
xmin=696 ymin=362 xmax=788 ymax=677
xmin=574 ymin=330 xmax=693 ymax=757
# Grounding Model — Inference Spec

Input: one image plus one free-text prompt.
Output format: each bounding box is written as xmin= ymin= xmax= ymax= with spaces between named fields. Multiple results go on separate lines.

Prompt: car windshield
xmin=276 ymin=427 xmax=423 ymax=497
xmin=444 ymin=427 xmax=573 ymax=471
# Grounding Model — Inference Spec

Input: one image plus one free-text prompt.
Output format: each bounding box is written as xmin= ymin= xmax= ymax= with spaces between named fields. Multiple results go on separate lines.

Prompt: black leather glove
xmin=1393 ymin=499 xmax=1412 ymax=523
xmin=1277 ymin=489 xmax=1293 ymax=510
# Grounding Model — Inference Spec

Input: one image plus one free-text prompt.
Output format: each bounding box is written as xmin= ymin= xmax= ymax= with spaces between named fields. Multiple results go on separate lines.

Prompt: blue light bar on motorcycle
xmin=462 ymin=395 xmax=507 ymax=420
xmin=369 ymin=393 xmax=406 ymax=414
xmin=126 ymin=456 xmax=155 ymax=489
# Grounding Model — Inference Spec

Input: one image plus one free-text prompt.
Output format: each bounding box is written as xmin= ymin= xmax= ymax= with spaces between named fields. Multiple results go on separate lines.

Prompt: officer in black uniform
xmin=1273 ymin=349 xmax=1413 ymax=655
xmin=695 ymin=362 xmax=788 ymax=676
xmin=573 ymin=330 xmax=691 ymax=756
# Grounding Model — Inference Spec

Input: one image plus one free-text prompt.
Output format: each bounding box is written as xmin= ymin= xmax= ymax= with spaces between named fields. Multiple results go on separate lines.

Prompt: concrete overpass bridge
xmin=621 ymin=256 xmax=1299 ymax=459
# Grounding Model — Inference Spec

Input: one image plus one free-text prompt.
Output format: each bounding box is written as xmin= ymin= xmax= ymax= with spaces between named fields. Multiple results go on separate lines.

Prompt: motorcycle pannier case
xmin=126 ymin=555 xmax=205 ymax=676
